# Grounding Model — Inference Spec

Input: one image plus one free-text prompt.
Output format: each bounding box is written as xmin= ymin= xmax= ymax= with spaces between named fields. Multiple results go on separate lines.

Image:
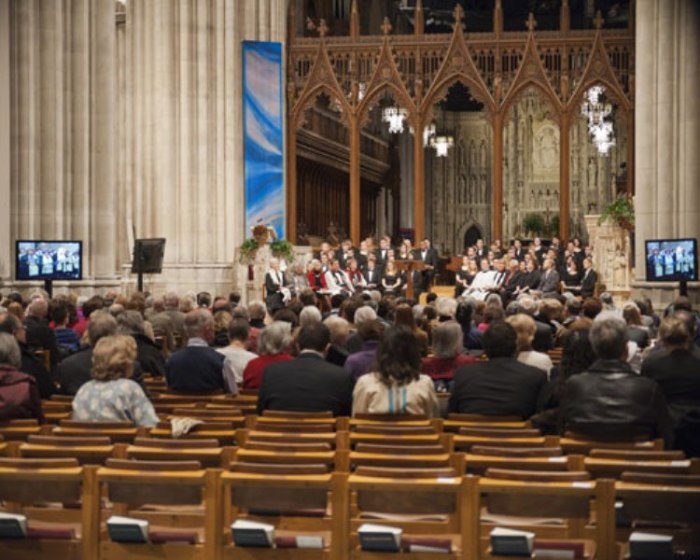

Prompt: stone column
xmin=633 ymin=0 xmax=700 ymax=306
xmin=121 ymin=0 xmax=286 ymax=295
xmin=0 ymin=0 xmax=9 ymax=280
xmin=8 ymin=0 xmax=117 ymax=295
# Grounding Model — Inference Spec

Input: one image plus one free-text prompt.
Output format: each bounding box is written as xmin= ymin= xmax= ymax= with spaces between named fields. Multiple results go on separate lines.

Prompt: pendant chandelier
xmin=581 ymin=86 xmax=615 ymax=155
xmin=382 ymin=106 xmax=408 ymax=134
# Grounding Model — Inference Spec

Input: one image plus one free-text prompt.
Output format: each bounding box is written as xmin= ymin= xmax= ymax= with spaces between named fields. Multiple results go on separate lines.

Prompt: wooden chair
xmin=149 ymin=421 xmax=238 ymax=445
xmin=348 ymin=447 xmax=463 ymax=472
xmin=349 ymin=430 xmax=451 ymax=451
xmin=0 ymin=458 xmax=95 ymax=560
xmin=466 ymin=451 xmax=584 ymax=475
xmin=219 ymin=469 xmax=348 ymax=558
xmin=453 ymin=433 xmax=560 ymax=453
xmin=231 ymin=446 xmax=341 ymax=472
xmin=469 ymin=473 xmax=617 ymax=560
xmin=560 ymin=435 xmax=664 ymax=455
xmin=615 ymin=477 xmax=700 ymax=551
xmin=348 ymin=470 xmax=470 ymax=558
xmin=239 ymin=429 xmax=349 ymax=450
xmin=52 ymin=420 xmax=146 ymax=443
xmin=0 ymin=419 xmax=45 ymax=441
xmin=585 ymin=455 xmax=700 ymax=479
xmin=92 ymin=459 xmax=220 ymax=559
xmin=125 ymin=437 xmax=234 ymax=468
xmin=14 ymin=434 xmax=123 ymax=465
xmin=457 ymin=426 xmax=542 ymax=438
xmin=40 ymin=400 xmax=73 ymax=424
xmin=443 ymin=413 xmax=532 ymax=432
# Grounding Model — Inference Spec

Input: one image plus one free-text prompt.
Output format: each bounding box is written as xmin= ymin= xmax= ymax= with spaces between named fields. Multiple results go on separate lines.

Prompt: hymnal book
xmin=402 ymin=536 xmax=452 ymax=553
xmin=26 ymin=527 xmax=76 ymax=540
xmin=533 ymin=540 xmax=585 ymax=560
xmin=106 ymin=516 xmax=149 ymax=544
xmin=629 ymin=532 xmax=674 ymax=560
xmin=149 ymin=530 xmax=199 ymax=545
xmin=490 ymin=527 xmax=535 ymax=556
xmin=0 ymin=513 xmax=27 ymax=539
xmin=358 ymin=523 xmax=402 ymax=552
xmin=274 ymin=535 xmax=325 ymax=549
xmin=231 ymin=519 xmax=275 ymax=548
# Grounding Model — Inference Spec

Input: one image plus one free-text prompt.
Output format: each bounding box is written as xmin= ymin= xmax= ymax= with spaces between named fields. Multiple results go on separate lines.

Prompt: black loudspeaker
xmin=132 ymin=238 xmax=166 ymax=274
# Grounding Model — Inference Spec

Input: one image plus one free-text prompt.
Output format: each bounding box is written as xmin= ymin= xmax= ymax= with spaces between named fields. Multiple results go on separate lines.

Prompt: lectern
xmin=393 ymin=259 xmax=425 ymax=301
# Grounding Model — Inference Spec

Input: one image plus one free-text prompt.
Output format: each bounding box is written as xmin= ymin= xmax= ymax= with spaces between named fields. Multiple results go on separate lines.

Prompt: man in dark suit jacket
xmin=23 ymin=298 xmax=59 ymax=367
xmin=579 ymin=258 xmax=598 ymax=298
xmin=535 ymin=258 xmax=561 ymax=299
xmin=449 ymin=321 xmax=546 ymax=419
xmin=414 ymin=238 xmax=439 ymax=294
xmin=257 ymin=322 xmax=354 ymax=416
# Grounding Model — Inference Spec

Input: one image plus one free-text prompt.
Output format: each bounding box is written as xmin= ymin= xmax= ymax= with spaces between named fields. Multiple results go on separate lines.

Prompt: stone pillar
xmin=8 ymin=0 xmax=117 ymax=295
xmin=633 ymin=0 xmax=700 ymax=306
xmin=0 ymin=0 xmax=9 ymax=280
xmin=121 ymin=0 xmax=286 ymax=295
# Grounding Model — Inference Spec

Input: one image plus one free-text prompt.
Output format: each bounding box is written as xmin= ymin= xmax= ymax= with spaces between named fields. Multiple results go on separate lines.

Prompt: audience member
xmin=23 ymin=298 xmax=59 ymax=366
xmin=641 ymin=315 xmax=700 ymax=456
xmin=52 ymin=303 xmax=81 ymax=354
xmin=242 ymin=321 xmax=293 ymax=389
xmin=257 ymin=322 xmax=353 ymax=416
xmin=449 ymin=321 xmax=546 ymax=419
xmin=559 ymin=317 xmax=672 ymax=445
xmin=421 ymin=321 xmax=476 ymax=391
xmin=352 ymin=325 xmax=439 ymax=417
xmin=394 ymin=303 xmax=429 ymax=356
xmin=344 ymin=319 xmax=384 ymax=381
xmin=166 ymin=308 xmax=237 ymax=394
xmin=216 ymin=318 xmax=257 ymax=386
xmin=71 ymin=335 xmax=157 ymax=427
xmin=506 ymin=313 xmax=553 ymax=378
xmin=324 ymin=315 xmax=351 ymax=366
xmin=117 ymin=310 xmax=166 ymax=378
xmin=0 ymin=332 xmax=44 ymax=422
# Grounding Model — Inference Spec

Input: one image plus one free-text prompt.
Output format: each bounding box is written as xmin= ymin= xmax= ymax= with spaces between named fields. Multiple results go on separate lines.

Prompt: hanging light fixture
xmin=382 ymin=106 xmax=408 ymax=134
xmin=581 ymin=86 xmax=615 ymax=155
xmin=409 ymin=123 xmax=437 ymax=147
xmin=430 ymin=135 xmax=454 ymax=157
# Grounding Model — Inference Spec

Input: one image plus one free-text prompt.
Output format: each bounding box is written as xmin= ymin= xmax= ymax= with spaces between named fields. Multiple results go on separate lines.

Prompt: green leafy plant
xmin=270 ymin=239 xmax=295 ymax=263
xmin=599 ymin=195 xmax=634 ymax=230
xmin=523 ymin=213 xmax=545 ymax=236
xmin=549 ymin=215 xmax=560 ymax=237
xmin=238 ymin=238 xmax=259 ymax=263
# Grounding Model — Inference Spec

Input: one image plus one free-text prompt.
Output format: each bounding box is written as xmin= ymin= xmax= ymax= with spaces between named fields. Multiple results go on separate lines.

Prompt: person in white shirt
xmin=324 ymin=259 xmax=353 ymax=295
xmin=216 ymin=319 xmax=257 ymax=385
xmin=465 ymin=258 xmax=506 ymax=301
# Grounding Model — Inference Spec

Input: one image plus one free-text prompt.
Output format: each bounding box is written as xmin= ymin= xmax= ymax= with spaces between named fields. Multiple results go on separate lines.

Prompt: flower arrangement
xmin=523 ymin=213 xmax=545 ymax=236
xmin=599 ymin=195 xmax=634 ymax=230
xmin=270 ymin=239 xmax=294 ymax=263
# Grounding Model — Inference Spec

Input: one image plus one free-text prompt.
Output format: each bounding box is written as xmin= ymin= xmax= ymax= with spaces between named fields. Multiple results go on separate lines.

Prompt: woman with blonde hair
xmin=71 ymin=334 xmax=158 ymax=427
xmin=506 ymin=313 xmax=553 ymax=378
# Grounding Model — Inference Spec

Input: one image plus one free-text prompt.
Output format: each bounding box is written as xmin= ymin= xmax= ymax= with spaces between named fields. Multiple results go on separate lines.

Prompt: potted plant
xmin=599 ymin=195 xmax=634 ymax=230
xmin=238 ymin=238 xmax=259 ymax=264
xmin=522 ymin=213 xmax=545 ymax=237
xmin=270 ymin=239 xmax=295 ymax=263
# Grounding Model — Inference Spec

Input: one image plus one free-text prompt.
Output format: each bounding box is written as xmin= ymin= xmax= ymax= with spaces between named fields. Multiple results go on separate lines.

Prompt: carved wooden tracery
xmin=287 ymin=0 xmax=635 ymax=244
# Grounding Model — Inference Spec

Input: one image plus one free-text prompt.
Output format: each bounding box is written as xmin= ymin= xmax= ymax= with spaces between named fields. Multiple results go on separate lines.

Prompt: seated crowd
xmin=0 ymin=235 xmax=698 ymax=460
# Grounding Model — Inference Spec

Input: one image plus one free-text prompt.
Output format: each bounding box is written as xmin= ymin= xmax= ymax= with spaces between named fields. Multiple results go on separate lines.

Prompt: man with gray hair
xmin=23 ymin=297 xmax=59 ymax=367
xmin=559 ymin=316 xmax=672 ymax=446
xmin=117 ymin=310 xmax=166 ymax=378
xmin=166 ymin=308 xmax=238 ymax=394
xmin=56 ymin=310 xmax=147 ymax=395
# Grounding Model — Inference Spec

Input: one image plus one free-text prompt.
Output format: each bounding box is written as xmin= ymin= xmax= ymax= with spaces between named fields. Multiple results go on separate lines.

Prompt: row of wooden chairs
xmin=0 ymin=456 xmax=698 ymax=560
xmin=3 ymin=430 xmax=697 ymax=482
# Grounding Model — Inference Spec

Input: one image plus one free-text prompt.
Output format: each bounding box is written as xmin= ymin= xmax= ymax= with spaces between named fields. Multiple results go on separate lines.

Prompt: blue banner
xmin=243 ymin=41 xmax=285 ymax=239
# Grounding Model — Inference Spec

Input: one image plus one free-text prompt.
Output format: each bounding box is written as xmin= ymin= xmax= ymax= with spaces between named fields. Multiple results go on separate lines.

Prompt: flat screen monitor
xmin=16 ymin=240 xmax=83 ymax=281
xmin=132 ymin=238 xmax=166 ymax=274
xmin=645 ymin=238 xmax=697 ymax=282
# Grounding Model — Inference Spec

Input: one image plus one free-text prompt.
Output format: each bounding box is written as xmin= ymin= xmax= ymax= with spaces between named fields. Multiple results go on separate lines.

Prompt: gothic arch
xmin=422 ymin=74 xmax=496 ymax=121
xmin=458 ymin=220 xmax=485 ymax=251
xmin=292 ymin=83 xmax=350 ymax=129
